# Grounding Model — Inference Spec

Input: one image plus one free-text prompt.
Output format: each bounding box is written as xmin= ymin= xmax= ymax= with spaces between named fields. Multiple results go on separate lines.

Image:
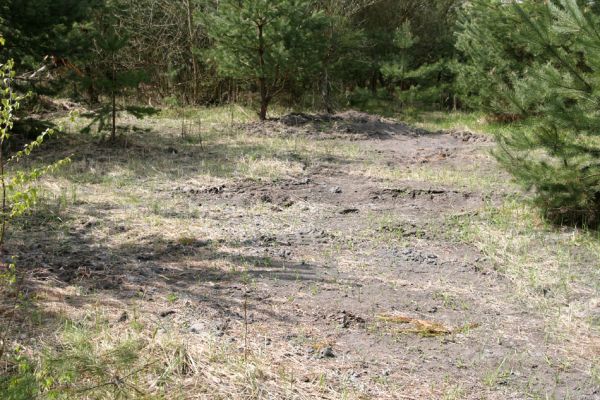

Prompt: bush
xmin=0 ymin=41 xmax=71 ymax=398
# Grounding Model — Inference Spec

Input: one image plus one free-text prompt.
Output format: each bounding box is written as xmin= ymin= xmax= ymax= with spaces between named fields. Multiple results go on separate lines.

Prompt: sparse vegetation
xmin=2 ymin=1 xmax=600 ymax=399
xmin=0 ymin=47 xmax=70 ymax=399
xmin=0 ymin=109 xmax=594 ymax=398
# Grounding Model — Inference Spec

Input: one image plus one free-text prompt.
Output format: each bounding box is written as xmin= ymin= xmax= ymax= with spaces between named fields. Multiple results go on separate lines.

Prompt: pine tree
xmin=379 ymin=21 xmax=452 ymax=109
xmin=0 ymin=0 xmax=103 ymax=105
xmin=349 ymin=0 xmax=460 ymax=108
xmin=314 ymin=0 xmax=369 ymax=113
xmin=0 ymin=0 xmax=98 ymax=72
xmin=79 ymin=0 xmax=148 ymax=141
xmin=204 ymin=0 xmax=327 ymax=120
xmin=458 ymin=0 xmax=600 ymax=226
xmin=453 ymin=0 xmax=543 ymax=116
xmin=380 ymin=22 xmax=418 ymax=91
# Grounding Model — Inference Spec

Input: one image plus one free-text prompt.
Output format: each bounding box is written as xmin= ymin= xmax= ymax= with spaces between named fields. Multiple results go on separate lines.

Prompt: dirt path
xmin=13 ymin=111 xmax=599 ymax=399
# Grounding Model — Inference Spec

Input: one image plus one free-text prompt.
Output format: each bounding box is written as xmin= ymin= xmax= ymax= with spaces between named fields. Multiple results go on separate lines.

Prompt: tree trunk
xmin=185 ymin=0 xmax=198 ymax=104
xmin=85 ymin=66 xmax=99 ymax=105
xmin=111 ymin=57 xmax=116 ymax=141
xmin=322 ymin=68 xmax=334 ymax=114
xmin=257 ymin=23 xmax=268 ymax=121
xmin=370 ymin=71 xmax=377 ymax=94
xmin=258 ymin=90 xmax=271 ymax=121
xmin=258 ymin=99 xmax=269 ymax=121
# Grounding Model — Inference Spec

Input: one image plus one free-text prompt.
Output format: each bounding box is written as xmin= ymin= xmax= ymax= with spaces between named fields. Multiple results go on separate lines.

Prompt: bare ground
xmin=4 ymin=110 xmax=600 ymax=399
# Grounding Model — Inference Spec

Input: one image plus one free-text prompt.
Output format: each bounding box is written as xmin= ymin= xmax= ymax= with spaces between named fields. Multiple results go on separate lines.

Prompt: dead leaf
xmin=376 ymin=314 xmax=453 ymax=336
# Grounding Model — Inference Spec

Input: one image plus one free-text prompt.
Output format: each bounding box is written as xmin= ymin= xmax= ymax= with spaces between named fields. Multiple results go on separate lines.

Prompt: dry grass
xmin=375 ymin=314 xmax=452 ymax=336
xmin=2 ymin=108 xmax=599 ymax=399
xmin=446 ymin=197 xmax=600 ymax=373
xmin=1 ymin=110 xmax=377 ymax=399
xmin=352 ymin=159 xmax=506 ymax=193
xmin=14 ymin=304 xmax=359 ymax=399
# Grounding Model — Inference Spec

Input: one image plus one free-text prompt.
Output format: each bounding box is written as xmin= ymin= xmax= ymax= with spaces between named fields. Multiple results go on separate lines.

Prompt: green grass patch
xmin=401 ymin=110 xmax=538 ymax=138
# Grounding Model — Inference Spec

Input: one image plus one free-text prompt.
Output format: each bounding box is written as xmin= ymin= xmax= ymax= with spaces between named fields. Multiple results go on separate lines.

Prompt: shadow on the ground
xmin=23 ymin=123 xmax=367 ymax=185
xmin=9 ymin=197 xmax=332 ymax=327
xmin=1 ymin=111 xmax=395 ymax=350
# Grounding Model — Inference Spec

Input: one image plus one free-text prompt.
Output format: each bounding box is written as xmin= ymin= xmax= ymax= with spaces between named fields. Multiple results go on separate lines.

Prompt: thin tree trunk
xmin=0 ymin=134 xmax=6 ymax=251
xmin=185 ymin=0 xmax=198 ymax=104
xmin=257 ymin=23 xmax=268 ymax=121
xmin=85 ymin=66 xmax=99 ymax=105
xmin=370 ymin=71 xmax=377 ymax=94
xmin=322 ymin=67 xmax=334 ymax=114
xmin=259 ymin=97 xmax=268 ymax=121
xmin=111 ymin=56 xmax=116 ymax=141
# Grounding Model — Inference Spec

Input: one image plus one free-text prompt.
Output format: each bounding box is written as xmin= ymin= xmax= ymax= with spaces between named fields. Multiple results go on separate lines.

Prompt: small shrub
xmin=0 ymin=41 xmax=71 ymax=398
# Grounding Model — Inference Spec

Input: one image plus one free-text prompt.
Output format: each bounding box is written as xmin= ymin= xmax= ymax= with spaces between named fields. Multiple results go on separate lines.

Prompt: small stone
xmin=214 ymin=319 xmax=230 ymax=336
xmin=330 ymin=186 xmax=342 ymax=194
xmin=117 ymin=311 xmax=128 ymax=322
xmin=319 ymin=347 xmax=335 ymax=358
xmin=260 ymin=194 xmax=273 ymax=203
xmin=293 ymin=178 xmax=310 ymax=185
xmin=280 ymin=199 xmax=295 ymax=208
xmin=160 ymin=310 xmax=176 ymax=318
xmin=189 ymin=322 xmax=205 ymax=334
xmin=278 ymin=249 xmax=291 ymax=258
xmin=206 ymin=185 xmax=225 ymax=194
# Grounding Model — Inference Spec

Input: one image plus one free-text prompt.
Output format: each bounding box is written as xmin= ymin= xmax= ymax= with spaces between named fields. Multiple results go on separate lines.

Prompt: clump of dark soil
xmin=242 ymin=109 xmax=432 ymax=140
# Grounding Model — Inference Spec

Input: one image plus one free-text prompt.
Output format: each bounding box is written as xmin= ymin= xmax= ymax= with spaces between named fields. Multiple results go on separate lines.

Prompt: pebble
xmin=319 ymin=347 xmax=335 ymax=358
xmin=159 ymin=310 xmax=176 ymax=318
xmin=189 ymin=322 xmax=205 ymax=334
xmin=117 ymin=311 xmax=128 ymax=322
xmin=397 ymin=248 xmax=439 ymax=265
xmin=278 ymin=249 xmax=292 ymax=258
